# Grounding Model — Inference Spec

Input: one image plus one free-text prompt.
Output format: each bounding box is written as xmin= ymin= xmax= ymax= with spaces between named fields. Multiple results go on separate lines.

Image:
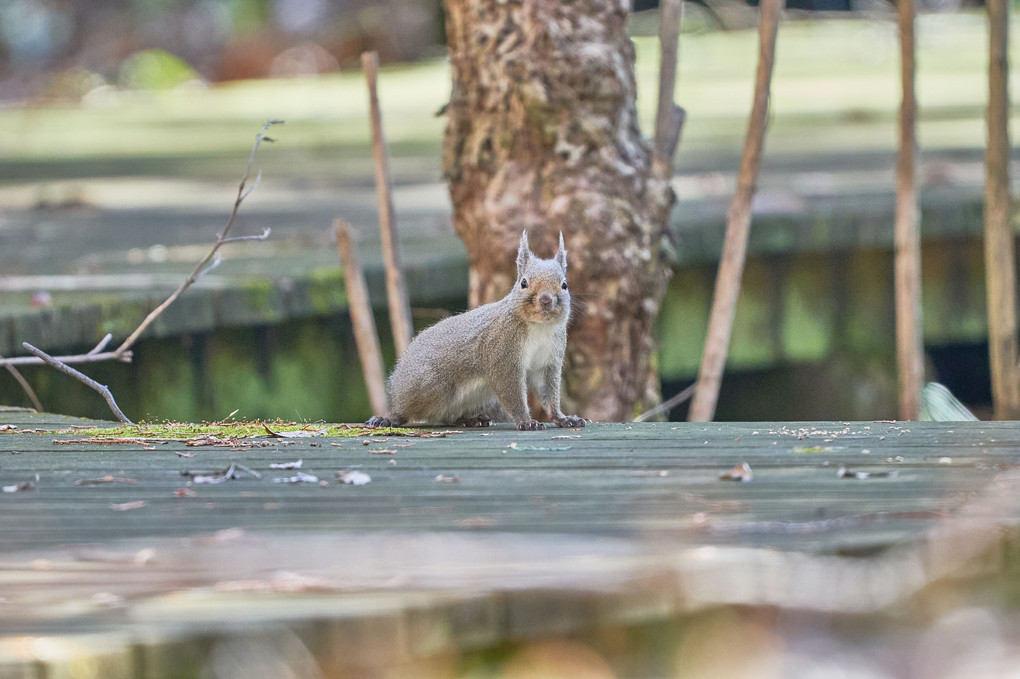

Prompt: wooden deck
xmin=1 ymin=407 xmax=1019 ymax=677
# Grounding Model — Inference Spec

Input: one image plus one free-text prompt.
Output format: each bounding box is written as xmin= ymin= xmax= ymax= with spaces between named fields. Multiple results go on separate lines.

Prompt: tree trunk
xmin=442 ymin=0 xmax=675 ymax=421
xmin=895 ymin=0 xmax=923 ymax=420
xmin=984 ymin=0 xmax=1020 ymax=419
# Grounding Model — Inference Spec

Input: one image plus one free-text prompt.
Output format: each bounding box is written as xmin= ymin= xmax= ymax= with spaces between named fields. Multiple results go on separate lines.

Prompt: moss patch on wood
xmin=40 ymin=420 xmax=414 ymax=439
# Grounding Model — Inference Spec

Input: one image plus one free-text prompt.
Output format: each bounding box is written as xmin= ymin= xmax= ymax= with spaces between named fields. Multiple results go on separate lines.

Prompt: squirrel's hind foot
xmin=555 ymin=415 xmax=587 ymax=428
xmin=366 ymin=416 xmax=398 ymax=427
xmin=517 ymin=420 xmax=545 ymax=431
xmin=456 ymin=416 xmax=492 ymax=428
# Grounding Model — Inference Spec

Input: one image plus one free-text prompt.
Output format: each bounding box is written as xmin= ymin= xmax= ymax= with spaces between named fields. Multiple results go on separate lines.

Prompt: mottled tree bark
xmin=442 ymin=0 xmax=675 ymax=421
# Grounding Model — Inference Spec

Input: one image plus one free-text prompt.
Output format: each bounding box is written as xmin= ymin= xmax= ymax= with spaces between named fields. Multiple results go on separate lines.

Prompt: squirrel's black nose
xmin=538 ymin=292 xmax=554 ymax=309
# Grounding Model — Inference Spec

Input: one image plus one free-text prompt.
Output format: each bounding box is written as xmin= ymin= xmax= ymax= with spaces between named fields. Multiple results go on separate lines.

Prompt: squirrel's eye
xmin=561 ymin=280 xmax=568 ymax=290
xmin=520 ymin=278 xmax=528 ymax=289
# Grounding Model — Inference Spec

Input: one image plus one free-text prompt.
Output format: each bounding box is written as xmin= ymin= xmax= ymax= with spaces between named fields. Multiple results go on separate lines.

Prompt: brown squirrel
xmin=366 ymin=231 xmax=586 ymax=430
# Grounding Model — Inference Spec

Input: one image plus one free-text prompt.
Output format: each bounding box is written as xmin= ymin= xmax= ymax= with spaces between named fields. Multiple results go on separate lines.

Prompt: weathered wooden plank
xmin=1 ymin=413 xmax=1019 ymax=676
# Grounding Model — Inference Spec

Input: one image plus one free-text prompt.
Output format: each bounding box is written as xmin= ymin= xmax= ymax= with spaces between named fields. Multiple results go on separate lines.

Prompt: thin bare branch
xmin=195 ymin=253 xmax=223 ymax=281
xmin=895 ymin=0 xmax=923 ymax=420
xmin=689 ymin=0 xmax=783 ymax=422
xmin=362 ymin=51 xmax=413 ymax=357
xmin=221 ymin=227 xmax=272 ymax=244
xmin=22 ymin=343 xmax=133 ymax=424
xmin=0 ymin=120 xmax=280 ymax=380
xmin=634 ymin=382 xmax=695 ymax=423
xmin=112 ymin=118 xmax=283 ymax=358
xmin=0 ymin=334 xmax=132 ymax=368
xmin=335 ymin=219 xmax=389 ymax=416
xmin=0 ymin=351 xmax=43 ymax=411
xmin=239 ymin=169 xmax=263 ymax=203
xmin=1 ymin=350 xmax=131 ymax=368
xmin=87 ymin=334 xmax=114 ymax=355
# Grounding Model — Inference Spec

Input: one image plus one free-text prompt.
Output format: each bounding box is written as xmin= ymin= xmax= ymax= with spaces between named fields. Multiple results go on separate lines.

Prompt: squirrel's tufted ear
xmin=516 ymin=230 xmax=531 ymax=274
xmin=555 ymin=232 xmax=567 ymax=269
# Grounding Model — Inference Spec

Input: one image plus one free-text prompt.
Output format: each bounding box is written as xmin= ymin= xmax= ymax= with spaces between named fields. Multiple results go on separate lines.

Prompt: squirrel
xmin=366 ymin=231 xmax=586 ymax=431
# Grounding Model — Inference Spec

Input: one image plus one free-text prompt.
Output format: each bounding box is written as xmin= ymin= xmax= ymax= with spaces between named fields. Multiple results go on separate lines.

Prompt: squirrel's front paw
xmin=555 ymin=415 xmax=587 ymax=428
xmin=517 ymin=420 xmax=545 ymax=431
xmin=366 ymin=416 xmax=395 ymax=427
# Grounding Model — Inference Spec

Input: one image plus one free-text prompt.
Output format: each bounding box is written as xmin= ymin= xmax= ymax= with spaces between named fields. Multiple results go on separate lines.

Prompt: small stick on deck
xmin=362 ymin=51 xmax=413 ymax=357
xmin=22 ymin=343 xmax=133 ymax=424
xmin=334 ymin=219 xmax=389 ymax=417
xmin=688 ymin=0 xmax=783 ymax=422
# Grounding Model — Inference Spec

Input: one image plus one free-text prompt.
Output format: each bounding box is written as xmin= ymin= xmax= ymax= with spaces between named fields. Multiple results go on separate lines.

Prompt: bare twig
xmin=634 ymin=382 xmax=695 ymax=423
xmin=112 ymin=119 xmax=283 ymax=358
xmin=362 ymin=51 xmax=413 ymax=357
xmin=0 ymin=352 xmax=43 ymax=411
xmin=335 ymin=219 xmax=389 ymax=416
xmin=0 ymin=118 xmax=279 ymax=427
xmin=87 ymin=334 xmax=114 ymax=355
xmin=1 ymin=335 xmax=132 ymax=367
xmin=22 ymin=343 xmax=133 ymax=424
xmin=688 ymin=0 xmax=783 ymax=422
xmin=222 ymin=227 xmax=272 ymax=244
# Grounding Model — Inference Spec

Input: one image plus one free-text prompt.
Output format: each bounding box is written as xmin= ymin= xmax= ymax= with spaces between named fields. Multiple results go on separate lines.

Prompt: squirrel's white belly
xmin=452 ymin=376 xmax=491 ymax=410
xmin=522 ymin=322 xmax=560 ymax=373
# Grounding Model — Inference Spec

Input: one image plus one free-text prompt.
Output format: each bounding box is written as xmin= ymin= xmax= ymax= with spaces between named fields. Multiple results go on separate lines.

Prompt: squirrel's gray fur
xmin=367 ymin=231 xmax=586 ymax=431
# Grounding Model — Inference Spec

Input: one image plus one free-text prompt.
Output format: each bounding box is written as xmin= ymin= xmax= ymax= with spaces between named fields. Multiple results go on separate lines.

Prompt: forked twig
xmin=22 ymin=343 xmax=132 ymax=424
xmin=112 ymin=119 xmax=284 ymax=358
xmin=0 ymin=120 xmax=282 ymax=421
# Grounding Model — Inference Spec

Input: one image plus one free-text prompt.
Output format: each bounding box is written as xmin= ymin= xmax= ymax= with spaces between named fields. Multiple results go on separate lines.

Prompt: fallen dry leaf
xmin=508 ymin=442 xmax=571 ymax=451
xmin=272 ymin=471 xmax=319 ymax=484
xmin=269 ymin=459 xmax=303 ymax=470
xmin=435 ymin=474 xmax=460 ymax=483
xmin=193 ymin=527 xmax=246 ymax=545
xmin=369 ymin=449 xmax=396 ymax=455
xmin=185 ymin=435 xmax=227 ymax=447
xmin=336 ymin=470 xmax=371 ymax=485
xmin=456 ymin=517 xmax=495 ymax=528
xmin=719 ymin=462 xmax=753 ymax=482
xmin=75 ymin=475 xmax=139 ymax=486
xmin=2 ymin=481 xmax=35 ymax=493
xmin=0 ymin=425 xmax=17 ymax=432
xmin=174 ymin=487 xmax=197 ymax=497
xmin=110 ymin=500 xmax=148 ymax=511
xmin=837 ymin=467 xmax=898 ymax=480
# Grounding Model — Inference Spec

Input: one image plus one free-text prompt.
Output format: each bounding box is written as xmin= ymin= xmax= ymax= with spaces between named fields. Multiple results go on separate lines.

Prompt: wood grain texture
xmin=1 ymin=409 xmax=1018 ymax=675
